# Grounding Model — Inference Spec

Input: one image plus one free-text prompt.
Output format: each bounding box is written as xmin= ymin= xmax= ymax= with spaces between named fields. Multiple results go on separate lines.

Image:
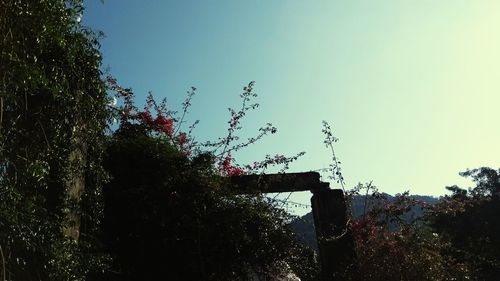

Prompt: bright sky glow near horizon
xmin=84 ymin=0 xmax=499 ymax=215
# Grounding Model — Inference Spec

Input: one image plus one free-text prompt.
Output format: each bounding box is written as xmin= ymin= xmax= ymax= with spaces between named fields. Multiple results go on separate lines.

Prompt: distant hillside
xmin=289 ymin=194 xmax=439 ymax=249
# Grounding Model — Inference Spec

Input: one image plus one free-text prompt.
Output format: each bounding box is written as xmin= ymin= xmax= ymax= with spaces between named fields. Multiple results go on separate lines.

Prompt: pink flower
xmin=228 ymin=166 xmax=244 ymax=176
xmin=137 ymin=111 xmax=153 ymax=124
xmin=162 ymin=119 xmax=174 ymax=136
xmin=176 ymin=132 xmax=188 ymax=145
xmin=220 ymin=155 xmax=245 ymax=176
xmin=154 ymin=115 xmax=174 ymax=136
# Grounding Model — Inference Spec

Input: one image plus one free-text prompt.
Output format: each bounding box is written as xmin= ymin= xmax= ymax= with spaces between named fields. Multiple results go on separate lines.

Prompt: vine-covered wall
xmin=0 ymin=1 xmax=109 ymax=279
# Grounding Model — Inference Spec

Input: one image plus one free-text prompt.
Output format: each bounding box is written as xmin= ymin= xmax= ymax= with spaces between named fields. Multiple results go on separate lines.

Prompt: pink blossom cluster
xmin=221 ymin=155 xmax=244 ymax=176
xmin=135 ymin=111 xmax=175 ymax=136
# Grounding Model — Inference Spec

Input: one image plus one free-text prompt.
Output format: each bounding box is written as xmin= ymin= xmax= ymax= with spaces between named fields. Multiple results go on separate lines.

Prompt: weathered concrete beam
xmin=230 ymin=172 xmax=329 ymax=194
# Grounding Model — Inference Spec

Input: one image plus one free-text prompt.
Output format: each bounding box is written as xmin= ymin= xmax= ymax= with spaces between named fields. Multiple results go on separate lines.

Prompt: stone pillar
xmin=311 ymin=189 xmax=356 ymax=281
xmin=63 ymin=128 xmax=86 ymax=240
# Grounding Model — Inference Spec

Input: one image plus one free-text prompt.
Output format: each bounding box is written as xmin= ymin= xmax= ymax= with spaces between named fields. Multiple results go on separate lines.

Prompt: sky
xmin=84 ymin=0 xmax=500 ymax=215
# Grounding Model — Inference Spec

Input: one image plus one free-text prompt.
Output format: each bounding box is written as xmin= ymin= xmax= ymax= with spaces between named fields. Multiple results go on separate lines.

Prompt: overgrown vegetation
xmin=430 ymin=167 xmax=500 ymax=280
xmin=0 ymin=0 xmax=108 ymax=280
xmin=316 ymin=123 xmax=500 ymax=280
xmin=99 ymin=78 xmax=317 ymax=281
xmin=1 ymin=1 xmax=499 ymax=280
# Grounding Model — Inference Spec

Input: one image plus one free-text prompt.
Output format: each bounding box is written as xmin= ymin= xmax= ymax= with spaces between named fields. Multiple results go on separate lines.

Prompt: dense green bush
xmin=0 ymin=0 xmax=109 ymax=280
xmin=430 ymin=167 xmax=500 ymax=281
xmin=99 ymin=81 xmax=318 ymax=281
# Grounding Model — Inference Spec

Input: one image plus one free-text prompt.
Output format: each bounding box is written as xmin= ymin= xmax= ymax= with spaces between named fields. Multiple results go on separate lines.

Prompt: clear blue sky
xmin=84 ymin=0 xmax=499 ymax=214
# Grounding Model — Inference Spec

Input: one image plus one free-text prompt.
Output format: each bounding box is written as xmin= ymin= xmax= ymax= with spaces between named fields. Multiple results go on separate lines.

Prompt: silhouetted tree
xmin=430 ymin=167 xmax=500 ymax=281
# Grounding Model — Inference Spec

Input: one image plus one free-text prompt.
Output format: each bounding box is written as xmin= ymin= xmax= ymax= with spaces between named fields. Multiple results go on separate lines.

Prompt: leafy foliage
xmin=0 ymin=0 xmax=109 ymax=279
xmin=430 ymin=167 xmax=500 ymax=281
xmin=3 ymin=1 xmax=497 ymax=280
xmin=346 ymin=185 xmax=468 ymax=281
xmin=100 ymin=81 xmax=317 ymax=281
xmin=314 ymin=123 xmax=492 ymax=280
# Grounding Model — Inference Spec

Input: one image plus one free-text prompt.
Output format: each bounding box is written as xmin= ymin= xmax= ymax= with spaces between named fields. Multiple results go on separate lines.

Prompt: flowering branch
xmin=322 ymin=120 xmax=345 ymax=191
xmin=107 ymin=77 xmax=304 ymax=177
